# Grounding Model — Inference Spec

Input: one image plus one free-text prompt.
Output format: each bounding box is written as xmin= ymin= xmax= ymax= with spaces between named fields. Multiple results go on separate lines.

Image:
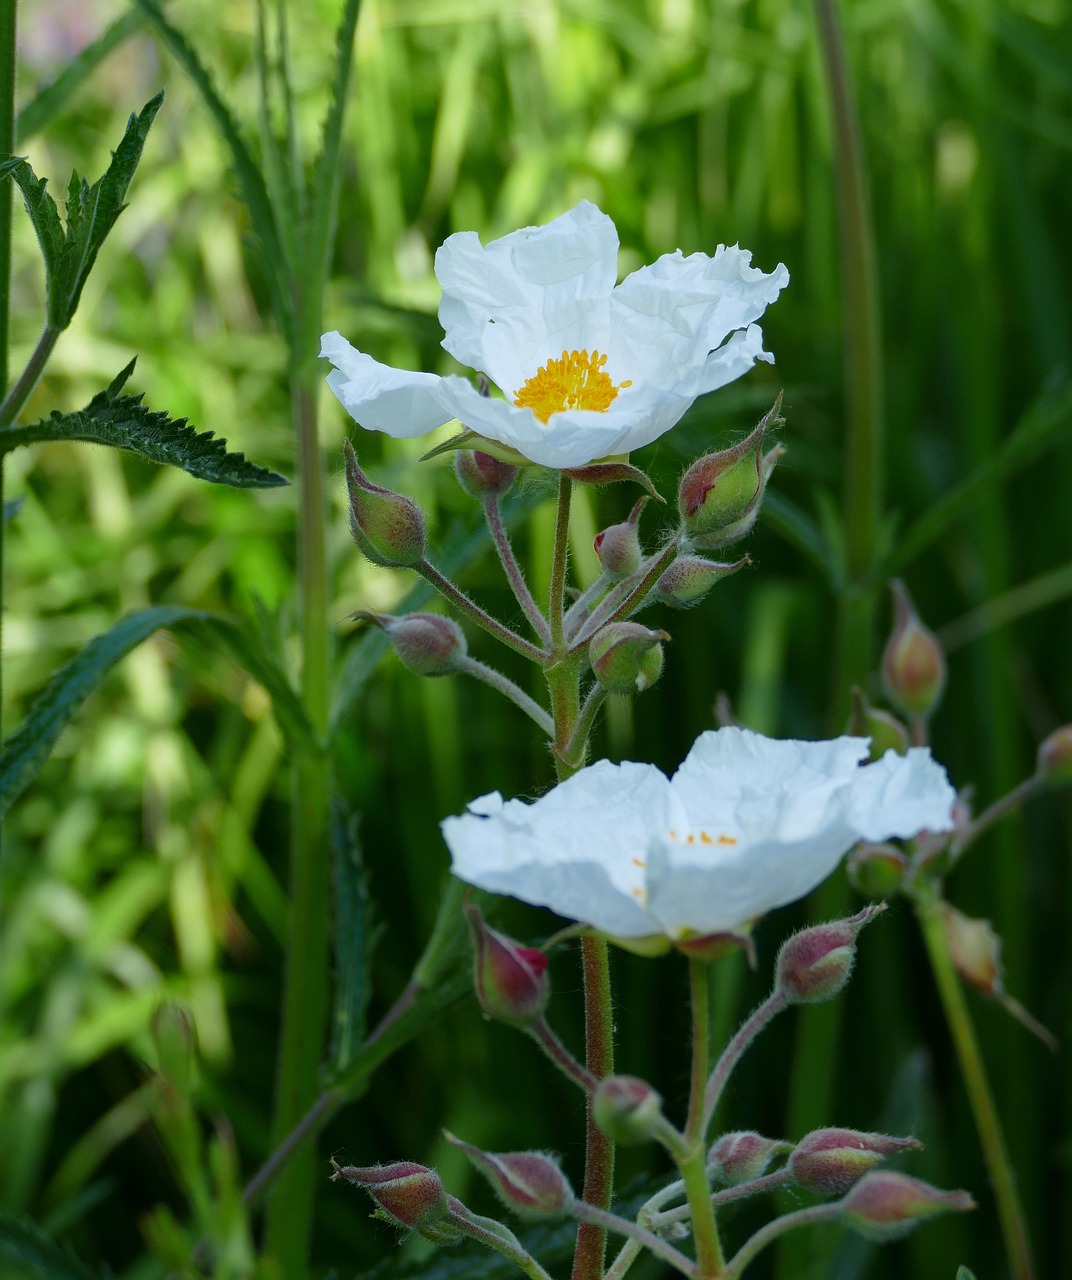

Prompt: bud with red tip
xmin=454 ymin=449 xmax=518 ymax=501
xmin=446 ymin=1134 xmax=573 ymax=1218
xmin=708 ymin=1131 xmax=788 ymax=1185
xmin=840 ymin=1170 xmax=974 ymax=1240
xmin=648 ymin=555 xmax=749 ymax=610
xmin=589 ymin=622 xmax=667 ymax=695
xmin=1038 ymin=725 xmax=1072 ymax=785
xmin=593 ymin=497 xmax=647 ymax=580
xmin=593 ymin=1075 xmax=665 ymax=1146
xmin=847 ymin=843 xmax=907 ymax=899
xmin=353 ymin=611 xmax=466 ymax=677
xmin=845 ymin=688 xmax=909 ymax=759
xmin=882 ymin=581 xmax=945 ymax=719
xmin=330 ymin=1159 xmax=452 ymax=1232
xmin=464 ymin=901 xmax=549 ymax=1029
xmin=774 ymin=904 xmax=884 ymax=1005
xmin=344 ymin=439 xmax=427 ymax=567
xmin=788 ymin=1128 xmax=922 ymax=1194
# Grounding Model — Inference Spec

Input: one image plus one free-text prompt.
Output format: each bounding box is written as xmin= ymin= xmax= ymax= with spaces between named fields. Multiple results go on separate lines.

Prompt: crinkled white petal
xmin=320 ymin=332 xmax=453 ymax=438
xmin=845 ymin=747 xmax=958 ymax=841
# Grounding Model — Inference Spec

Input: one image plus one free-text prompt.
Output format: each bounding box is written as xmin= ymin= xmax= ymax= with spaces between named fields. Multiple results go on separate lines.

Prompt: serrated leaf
xmin=0 ymin=359 xmax=288 ymax=488
xmin=329 ymin=801 xmax=383 ymax=1073
xmin=0 ymin=157 xmax=67 ymax=291
xmin=0 ymin=1214 xmax=101 ymax=1280
xmin=0 ymin=606 xmax=318 ymax=817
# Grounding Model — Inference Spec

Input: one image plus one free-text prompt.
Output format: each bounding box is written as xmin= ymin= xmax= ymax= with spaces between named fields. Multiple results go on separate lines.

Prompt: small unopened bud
xmin=789 ymin=1128 xmax=922 ymax=1194
xmin=593 ymin=1076 xmax=665 ymax=1146
xmin=330 ymin=1159 xmax=451 ymax=1231
xmin=940 ymin=904 xmax=1000 ymax=995
xmin=708 ymin=1131 xmax=787 ymax=1185
xmin=649 ymin=555 xmax=749 ymax=609
xmin=454 ymin=449 xmax=518 ymax=500
xmin=446 ymin=1134 xmax=573 ymax=1218
xmin=1037 ymin=725 xmax=1072 ymax=785
xmin=882 ymin=581 xmax=945 ymax=719
xmin=846 ymin=688 xmax=909 ymax=759
xmin=840 ymin=1171 xmax=974 ymax=1240
xmin=464 ymin=901 xmax=549 ymax=1028
xmin=589 ymin=622 xmax=667 ymax=695
xmin=593 ymin=497 xmax=647 ymax=580
xmin=774 ymin=904 xmax=884 ymax=1005
xmin=847 ymin=843 xmax=907 ymax=899
xmin=353 ymin=611 xmax=466 ymax=677
xmin=344 ymin=439 xmax=426 ymax=567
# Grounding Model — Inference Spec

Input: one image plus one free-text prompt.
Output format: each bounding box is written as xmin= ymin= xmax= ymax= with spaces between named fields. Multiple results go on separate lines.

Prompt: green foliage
xmin=0 ymin=1215 xmax=101 ymax=1280
xmin=329 ymin=800 xmax=381 ymax=1072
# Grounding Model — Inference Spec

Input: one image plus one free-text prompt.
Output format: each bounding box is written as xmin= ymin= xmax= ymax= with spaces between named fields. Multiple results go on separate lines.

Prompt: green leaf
xmin=0 ymin=360 xmax=288 ymax=488
xmin=0 ymin=606 xmax=318 ymax=818
xmin=0 ymin=158 xmax=66 ymax=294
xmin=955 ymin=1269 xmax=978 ymax=1280
xmin=0 ymin=1214 xmax=101 ymax=1280
xmin=329 ymin=802 xmax=383 ymax=1073
xmin=762 ymin=490 xmax=839 ymax=586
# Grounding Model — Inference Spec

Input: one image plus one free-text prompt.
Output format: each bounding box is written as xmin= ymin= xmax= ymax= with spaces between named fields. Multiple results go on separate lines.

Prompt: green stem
xmin=0 ymin=323 xmax=59 ymax=428
xmin=678 ymin=1148 xmax=724 ymax=1278
xmin=558 ymin=683 xmax=606 ymax=771
xmin=549 ymin=472 xmax=572 ymax=648
xmin=679 ymin=960 xmax=725 ymax=1276
xmin=571 ymin=1201 xmax=696 ymax=1280
xmin=653 ymin=1169 xmax=793 ymax=1227
xmin=570 ymin=539 xmax=680 ymax=651
xmin=686 ymin=958 xmax=711 ymax=1144
xmin=418 ymin=558 xmax=549 ymax=663
xmin=529 ymin=1018 xmax=598 ymax=1092
xmin=0 ymin=0 xmax=16 ymax=867
xmin=915 ymin=896 xmax=1034 ymax=1280
xmin=456 ymin=655 xmax=553 ymax=736
xmin=702 ymin=991 xmax=786 ymax=1134
xmin=452 ymin=1205 xmax=557 ymax=1280
xmin=485 ymin=496 xmax=551 ymax=643
xmin=952 ymin=773 xmax=1044 ymax=859
xmin=725 ymin=1203 xmax=841 ymax=1278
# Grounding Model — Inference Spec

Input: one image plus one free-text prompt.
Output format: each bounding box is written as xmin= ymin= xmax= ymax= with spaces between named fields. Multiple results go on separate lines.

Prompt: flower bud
xmin=881 ymin=580 xmax=945 ymax=719
xmin=840 ymin=1171 xmax=974 ymax=1240
xmin=648 ymin=555 xmax=749 ymax=610
xmin=454 ymin=449 xmax=518 ymax=500
xmin=589 ymin=622 xmax=667 ymax=695
xmin=788 ymin=1128 xmax=922 ymax=1194
xmin=464 ymin=901 xmax=549 ymax=1029
xmin=1037 ymin=725 xmax=1072 ymax=785
xmin=445 ymin=1134 xmax=573 ymax=1218
xmin=330 ymin=1159 xmax=451 ymax=1231
xmin=562 ymin=461 xmax=661 ymax=500
xmin=353 ymin=611 xmax=466 ymax=677
xmin=845 ymin=688 xmax=909 ymax=759
xmin=846 ymin=843 xmax=907 ymax=899
xmin=774 ymin=904 xmax=884 ymax=1006
xmin=707 ymin=1131 xmax=787 ymax=1185
xmin=940 ymin=904 xmax=1000 ymax=995
xmin=593 ymin=1076 xmax=665 ymax=1146
xmin=344 ymin=439 xmax=426 ymax=567
xmin=593 ymin=498 xmax=647 ymax=580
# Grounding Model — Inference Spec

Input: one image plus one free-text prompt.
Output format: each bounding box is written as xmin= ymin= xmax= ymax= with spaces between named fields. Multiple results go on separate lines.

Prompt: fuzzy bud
xmin=845 ymin=688 xmax=909 ymax=759
xmin=840 ymin=1171 xmax=974 ymax=1240
xmin=648 ymin=555 xmax=749 ymax=609
xmin=593 ymin=1076 xmax=665 ymax=1146
xmin=593 ymin=498 xmax=647 ymax=580
xmin=774 ymin=904 xmax=884 ymax=1005
xmin=940 ymin=904 xmax=1000 ymax=995
xmin=454 ymin=449 xmax=518 ymax=500
xmin=446 ymin=1135 xmax=573 ymax=1218
xmin=707 ymin=1131 xmax=787 ymax=1185
xmin=330 ymin=1159 xmax=451 ymax=1231
xmin=789 ymin=1128 xmax=922 ymax=1194
xmin=344 ymin=440 xmax=426 ymax=567
xmin=353 ymin=611 xmax=466 ymax=677
xmin=882 ymin=581 xmax=946 ymax=719
xmin=847 ymin=843 xmax=907 ymax=899
xmin=1037 ymin=725 xmax=1072 ymax=785
xmin=464 ymin=901 xmax=549 ymax=1029
xmin=589 ymin=622 xmax=667 ymax=695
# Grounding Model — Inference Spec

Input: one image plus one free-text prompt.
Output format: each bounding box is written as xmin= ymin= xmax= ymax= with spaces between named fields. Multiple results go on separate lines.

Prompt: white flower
xmin=441 ymin=727 xmax=955 ymax=944
xmin=321 ymin=201 xmax=788 ymax=470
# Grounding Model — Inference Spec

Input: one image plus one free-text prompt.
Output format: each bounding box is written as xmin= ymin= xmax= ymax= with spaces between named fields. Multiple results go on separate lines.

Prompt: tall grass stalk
xmin=0 ymin=0 xmax=16 ymax=862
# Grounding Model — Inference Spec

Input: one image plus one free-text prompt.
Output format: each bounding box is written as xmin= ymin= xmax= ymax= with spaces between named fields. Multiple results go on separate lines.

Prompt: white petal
xmin=435 ymin=201 xmax=618 ymax=394
xmin=847 ymin=748 xmax=957 ymax=840
xmin=320 ymin=332 xmax=454 ymax=439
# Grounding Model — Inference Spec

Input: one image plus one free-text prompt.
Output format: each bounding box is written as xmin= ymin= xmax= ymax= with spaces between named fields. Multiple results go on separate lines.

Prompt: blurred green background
xmin=2 ymin=0 xmax=1071 ymax=1276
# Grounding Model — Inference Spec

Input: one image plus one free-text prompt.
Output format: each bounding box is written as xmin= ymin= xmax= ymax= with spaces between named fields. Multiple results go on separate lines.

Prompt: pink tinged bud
xmin=840 ymin=1171 xmax=975 ymax=1241
xmin=344 ymin=439 xmax=426 ymax=567
xmin=882 ymin=580 xmax=946 ymax=719
xmin=846 ymin=688 xmax=909 ymax=759
xmin=330 ymin=1159 xmax=451 ymax=1231
xmin=649 ymin=555 xmax=749 ymax=609
xmin=847 ymin=843 xmax=907 ymax=899
xmin=464 ymin=902 xmax=549 ymax=1029
xmin=593 ymin=497 xmax=648 ymax=580
xmin=775 ymin=904 xmax=884 ymax=1005
xmin=446 ymin=1134 xmax=573 ymax=1218
xmin=454 ymin=449 xmax=518 ymax=500
xmin=673 ymin=928 xmax=756 ymax=967
xmin=940 ymin=904 xmax=1001 ymax=995
xmin=353 ymin=611 xmax=466 ymax=677
xmin=561 ymin=461 xmax=662 ymax=501
xmin=592 ymin=1075 xmax=665 ymax=1146
xmin=589 ymin=621 xmax=668 ymax=695
xmin=1038 ymin=725 xmax=1072 ymax=785
xmin=708 ymin=1131 xmax=787 ymax=1185
xmin=788 ymin=1128 xmax=923 ymax=1194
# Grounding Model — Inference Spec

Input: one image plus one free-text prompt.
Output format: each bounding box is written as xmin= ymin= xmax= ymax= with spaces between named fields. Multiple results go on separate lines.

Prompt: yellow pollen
xmin=513 ymin=349 xmax=631 ymax=423
xmin=668 ymin=829 xmax=678 ymax=841
xmin=700 ymin=831 xmax=713 ymax=845
xmin=718 ymin=834 xmax=737 ymax=846
xmin=686 ymin=834 xmax=696 ymax=846
xmin=631 ymin=856 xmax=646 ymax=868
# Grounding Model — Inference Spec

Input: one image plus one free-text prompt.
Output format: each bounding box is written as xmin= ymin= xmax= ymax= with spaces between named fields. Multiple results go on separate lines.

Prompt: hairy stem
xmin=572 ymin=1201 xmax=697 ymax=1279
xmin=678 ymin=1146 xmax=724 ymax=1278
xmin=0 ymin=323 xmax=59 ymax=429
xmin=952 ymin=773 xmax=1044 ymax=859
xmin=419 ymin=558 xmax=549 ymax=663
xmin=726 ymin=1203 xmax=841 ymax=1278
xmin=456 ymin=655 xmax=553 ymax=736
xmin=702 ymin=991 xmax=786 ymax=1135
xmin=529 ymin=1018 xmax=598 ymax=1092
xmin=485 ymin=496 xmax=551 ymax=643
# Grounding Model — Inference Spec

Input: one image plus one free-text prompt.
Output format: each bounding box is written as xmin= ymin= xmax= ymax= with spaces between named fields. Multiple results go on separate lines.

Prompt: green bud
xmin=592 ymin=1076 xmax=665 ymax=1146
xmin=593 ymin=497 xmax=648 ymax=580
xmin=649 ymin=554 xmax=749 ymax=609
xmin=1037 ymin=725 xmax=1072 ymax=785
xmin=344 ymin=439 xmax=426 ymax=567
xmin=353 ymin=611 xmax=466 ymax=676
xmin=881 ymin=580 xmax=945 ymax=719
xmin=454 ymin=449 xmax=518 ymax=500
xmin=845 ymin=688 xmax=909 ymax=758
xmin=846 ymin=842 xmax=907 ymax=898
xmin=589 ymin=622 xmax=667 ymax=695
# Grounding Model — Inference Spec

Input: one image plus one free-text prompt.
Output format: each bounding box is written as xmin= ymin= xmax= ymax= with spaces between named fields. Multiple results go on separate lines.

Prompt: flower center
xmin=513 ymin=349 xmax=631 ymax=423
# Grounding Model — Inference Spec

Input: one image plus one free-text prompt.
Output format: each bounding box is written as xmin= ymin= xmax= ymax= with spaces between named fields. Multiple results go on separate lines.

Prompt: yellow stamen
xmin=513 ymin=348 xmax=631 ymax=423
